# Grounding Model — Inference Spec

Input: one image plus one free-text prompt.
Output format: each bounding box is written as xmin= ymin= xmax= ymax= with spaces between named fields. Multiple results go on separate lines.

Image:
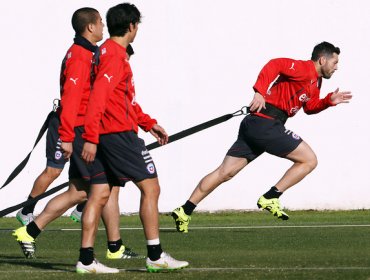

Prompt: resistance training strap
xmin=0 ymin=182 xmax=69 ymax=217
xmin=0 ymin=111 xmax=54 ymax=190
xmin=0 ymin=106 xmax=249 ymax=217
xmin=146 ymin=106 xmax=249 ymax=150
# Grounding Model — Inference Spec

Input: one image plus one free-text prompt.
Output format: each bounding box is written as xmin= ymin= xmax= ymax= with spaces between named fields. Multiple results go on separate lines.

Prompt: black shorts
xmin=227 ymin=115 xmax=303 ymax=162
xmin=98 ymin=131 xmax=158 ymax=185
xmin=45 ymin=112 xmax=67 ymax=169
xmin=68 ymin=126 xmax=109 ymax=185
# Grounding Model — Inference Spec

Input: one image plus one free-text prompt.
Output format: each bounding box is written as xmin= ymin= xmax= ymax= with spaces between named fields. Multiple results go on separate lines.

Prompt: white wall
xmin=1 ymin=0 xmax=369 ymax=216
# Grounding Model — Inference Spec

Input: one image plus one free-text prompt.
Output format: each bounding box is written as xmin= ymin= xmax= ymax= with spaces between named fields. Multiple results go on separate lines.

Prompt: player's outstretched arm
xmin=330 ymin=88 xmax=352 ymax=105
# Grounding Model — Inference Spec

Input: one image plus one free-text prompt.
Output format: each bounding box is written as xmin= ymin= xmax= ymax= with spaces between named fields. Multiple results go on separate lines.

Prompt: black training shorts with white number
xmin=98 ymin=131 xmax=158 ymax=185
xmin=46 ymin=112 xmax=67 ymax=169
xmin=68 ymin=126 xmax=109 ymax=185
xmin=227 ymin=115 xmax=303 ymax=162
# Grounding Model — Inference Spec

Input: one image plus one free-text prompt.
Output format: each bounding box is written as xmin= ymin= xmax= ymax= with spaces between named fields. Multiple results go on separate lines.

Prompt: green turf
xmin=1 ymin=210 xmax=370 ymax=280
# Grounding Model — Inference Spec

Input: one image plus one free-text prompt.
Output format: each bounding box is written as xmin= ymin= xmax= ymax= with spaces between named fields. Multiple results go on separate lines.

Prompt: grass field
xmin=0 ymin=210 xmax=370 ymax=280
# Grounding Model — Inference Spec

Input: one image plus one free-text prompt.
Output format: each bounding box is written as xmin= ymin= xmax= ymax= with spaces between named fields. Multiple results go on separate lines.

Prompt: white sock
xmin=147 ymin=238 xmax=160 ymax=246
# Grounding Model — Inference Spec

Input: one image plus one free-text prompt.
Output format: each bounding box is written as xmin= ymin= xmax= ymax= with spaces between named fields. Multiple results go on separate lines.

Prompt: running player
xmin=172 ymin=41 xmax=352 ymax=232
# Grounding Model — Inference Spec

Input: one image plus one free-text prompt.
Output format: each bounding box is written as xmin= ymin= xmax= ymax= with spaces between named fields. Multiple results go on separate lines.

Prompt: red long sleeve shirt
xmin=253 ymin=58 xmax=335 ymax=118
xmin=83 ymin=39 xmax=157 ymax=144
xmin=58 ymin=44 xmax=92 ymax=142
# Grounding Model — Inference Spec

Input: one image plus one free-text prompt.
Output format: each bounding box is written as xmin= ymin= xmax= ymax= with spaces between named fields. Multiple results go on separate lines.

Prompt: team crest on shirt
xmin=55 ymin=151 xmax=63 ymax=160
xmin=299 ymin=93 xmax=310 ymax=103
xmin=101 ymin=48 xmax=106 ymax=55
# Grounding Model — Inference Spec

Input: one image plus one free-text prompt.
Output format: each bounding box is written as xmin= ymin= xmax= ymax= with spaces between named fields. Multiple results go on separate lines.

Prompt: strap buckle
xmin=53 ymin=99 xmax=60 ymax=112
xmin=232 ymin=106 xmax=250 ymax=116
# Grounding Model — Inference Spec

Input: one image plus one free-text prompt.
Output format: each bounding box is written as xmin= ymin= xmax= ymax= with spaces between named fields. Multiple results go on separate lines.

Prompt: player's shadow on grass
xmin=0 ymin=254 xmax=75 ymax=272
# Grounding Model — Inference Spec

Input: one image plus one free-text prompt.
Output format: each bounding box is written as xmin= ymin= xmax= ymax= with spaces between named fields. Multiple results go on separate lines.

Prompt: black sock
xmin=79 ymin=247 xmax=94 ymax=265
xmin=26 ymin=221 xmax=41 ymax=239
xmin=263 ymin=186 xmax=283 ymax=199
xmin=107 ymin=239 xmax=123 ymax=253
xmin=76 ymin=201 xmax=86 ymax=212
xmin=147 ymin=244 xmax=163 ymax=261
xmin=22 ymin=196 xmax=36 ymax=215
xmin=182 ymin=200 xmax=196 ymax=216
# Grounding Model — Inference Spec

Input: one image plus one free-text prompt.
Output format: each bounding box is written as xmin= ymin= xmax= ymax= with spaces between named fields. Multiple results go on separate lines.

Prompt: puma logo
xmin=104 ymin=74 xmax=113 ymax=83
xmin=289 ymin=62 xmax=295 ymax=70
xmin=70 ymin=77 xmax=78 ymax=85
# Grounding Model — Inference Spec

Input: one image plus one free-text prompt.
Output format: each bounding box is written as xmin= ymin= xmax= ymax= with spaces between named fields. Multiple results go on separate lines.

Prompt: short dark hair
xmin=106 ymin=3 xmax=141 ymax=37
xmin=311 ymin=41 xmax=340 ymax=61
xmin=71 ymin=7 xmax=99 ymax=36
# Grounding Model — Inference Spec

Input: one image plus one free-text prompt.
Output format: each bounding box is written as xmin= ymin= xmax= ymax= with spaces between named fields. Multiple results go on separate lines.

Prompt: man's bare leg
xmin=257 ymin=141 xmax=318 ymax=220
xmin=172 ymin=155 xmax=248 ymax=233
xmin=17 ymin=166 xmax=63 ymax=225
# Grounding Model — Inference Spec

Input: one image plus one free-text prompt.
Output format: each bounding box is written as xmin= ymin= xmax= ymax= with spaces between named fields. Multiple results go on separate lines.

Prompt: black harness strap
xmin=258 ymin=103 xmax=288 ymax=124
xmin=0 ymin=182 xmax=69 ymax=217
xmin=146 ymin=106 xmax=249 ymax=150
xmin=0 ymin=111 xmax=54 ymax=190
xmin=0 ymin=106 xmax=249 ymax=217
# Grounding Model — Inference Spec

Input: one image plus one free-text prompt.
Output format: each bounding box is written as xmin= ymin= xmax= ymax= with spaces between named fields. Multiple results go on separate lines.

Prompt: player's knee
xmin=143 ymin=184 xmax=160 ymax=199
xmin=305 ymin=154 xmax=318 ymax=173
xmin=218 ymin=168 xmax=236 ymax=183
xmin=75 ymin=193 xmax=87 ymax=204
xmin=45 ymin=166 xmax=63 ymax=179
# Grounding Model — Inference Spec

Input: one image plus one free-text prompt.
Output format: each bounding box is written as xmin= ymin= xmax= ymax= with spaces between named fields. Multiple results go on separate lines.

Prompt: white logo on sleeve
xmin=104 ymin=74 xmax=113 ymax=83
xmin=70 ymin=78 xmax=78 ymax=85
xmin=289 ymin=62 xmax=295 ymax=70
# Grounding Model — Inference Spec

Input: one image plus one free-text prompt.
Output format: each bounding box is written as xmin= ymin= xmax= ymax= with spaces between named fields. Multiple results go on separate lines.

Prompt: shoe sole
xmin=146 ymin=265 xmax=188 ymax=273
xmin=70 ymin=216 xmax=80 ymax=223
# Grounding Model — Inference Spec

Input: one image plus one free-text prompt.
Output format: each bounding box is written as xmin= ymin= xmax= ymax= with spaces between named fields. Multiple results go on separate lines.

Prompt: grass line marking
xmin=2 ymin=224 xmax=370 ymax=232
xmin=1 ymin=266 xmax=370 ymax=273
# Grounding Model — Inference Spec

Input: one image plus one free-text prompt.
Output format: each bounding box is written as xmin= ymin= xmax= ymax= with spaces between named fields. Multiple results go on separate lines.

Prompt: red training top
xmin=83 ymin=39 xmax=157 ymax=144
xmin=58 ymin=44 xmax=93 ymax=142
xmin=253 ymin=58 xmax=335 ymax=118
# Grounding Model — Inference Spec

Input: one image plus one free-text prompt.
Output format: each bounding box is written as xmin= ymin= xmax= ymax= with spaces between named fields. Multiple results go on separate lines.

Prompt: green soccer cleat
xmin=171 ymin=207 xmax=191 ymax=233
xmin=146 ymin=252 xmax=189 ymax=272
xmin=257 ymin=196 xmax=289 ymax=220
xmin=12 ymin=226 xmax=36 ymax=259
xmin=70 ymin=207 xmax=82 ymax=223
xmin=106 ymin=245 xmax=145 ymax=259
xmin=16 ymin=210 xmax=35 ymax=226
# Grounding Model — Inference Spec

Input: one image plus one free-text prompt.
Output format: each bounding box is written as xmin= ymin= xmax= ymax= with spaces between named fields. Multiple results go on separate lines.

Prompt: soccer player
xmin=16 ymin=19 xmax=135 ymax=228
xmin=12 ymin=8 xmax=140 ymax=273
xmin=81 ymin=3 xmax=189 ymax=272
xmin=172 ymin=41 xmax=352 ymax=232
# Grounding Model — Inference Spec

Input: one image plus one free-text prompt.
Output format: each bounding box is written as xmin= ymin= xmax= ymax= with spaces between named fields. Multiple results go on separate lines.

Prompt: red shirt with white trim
xmin=58 ymin=44 xmax=92 ymax=142
xmin=253 ymin=58 xmax=335 ymax=118
xmin=83 ymin=39 xmax=157 ymax=144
